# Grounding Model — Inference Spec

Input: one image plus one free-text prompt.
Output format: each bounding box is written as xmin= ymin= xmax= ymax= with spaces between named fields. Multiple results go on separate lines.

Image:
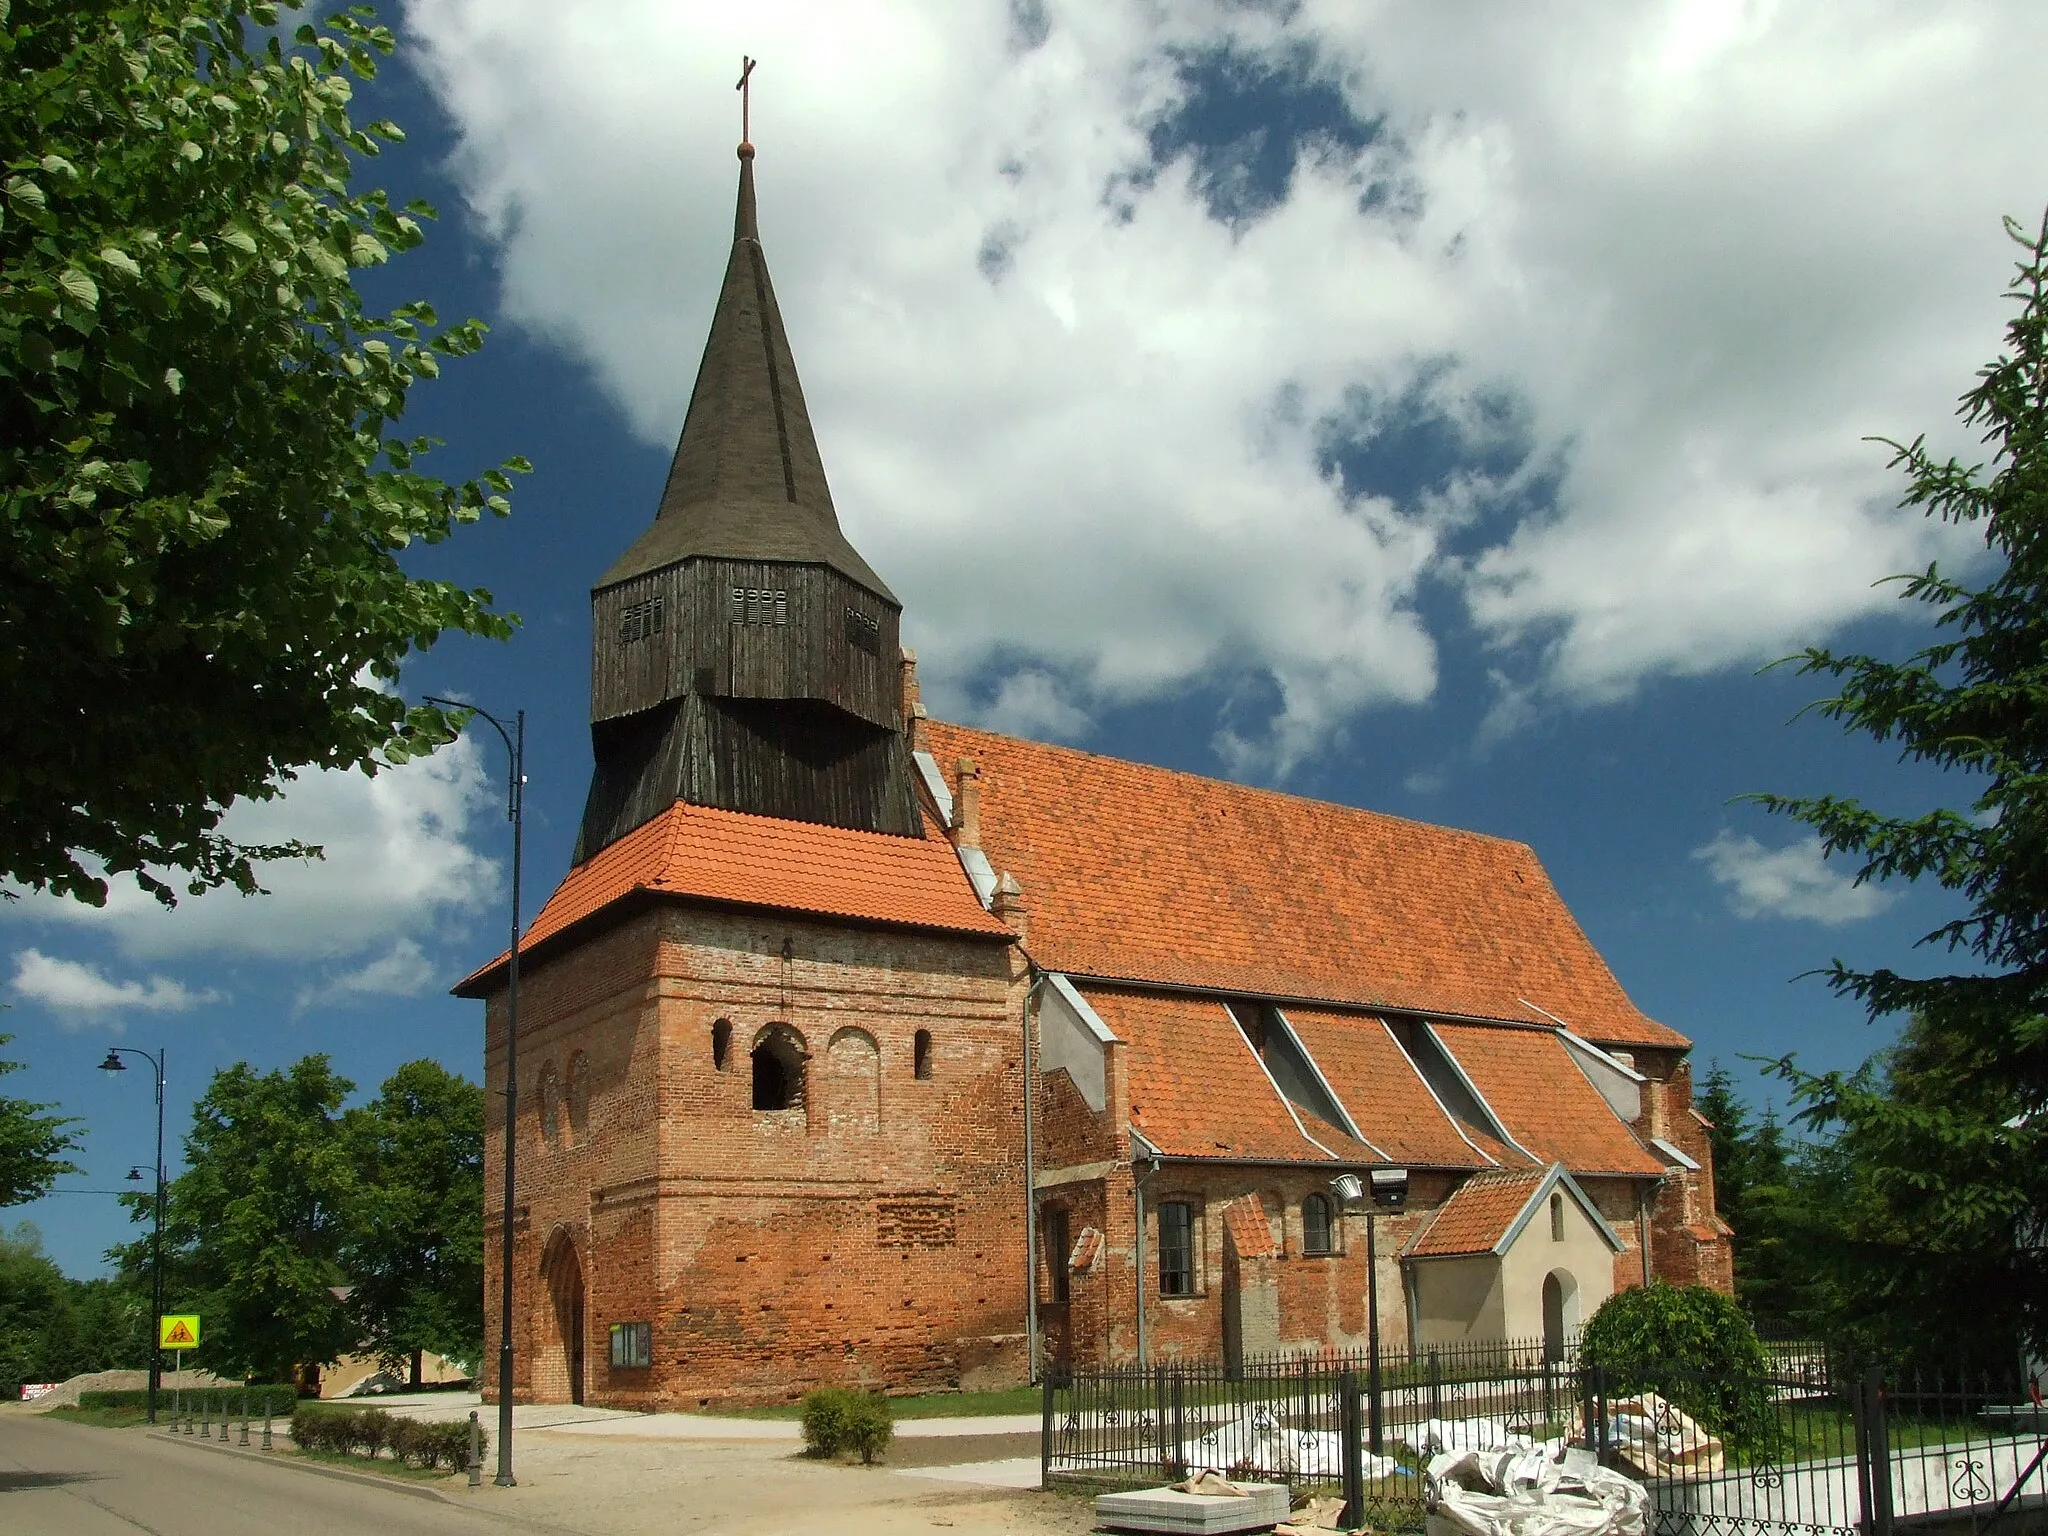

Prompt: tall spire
xmin=598 ymin=78 xmax=892 ymax=600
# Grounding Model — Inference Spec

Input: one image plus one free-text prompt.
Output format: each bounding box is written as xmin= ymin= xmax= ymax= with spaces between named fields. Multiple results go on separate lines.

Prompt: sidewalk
xmin=348 ymin=1391 xmax=1042 ymax=1442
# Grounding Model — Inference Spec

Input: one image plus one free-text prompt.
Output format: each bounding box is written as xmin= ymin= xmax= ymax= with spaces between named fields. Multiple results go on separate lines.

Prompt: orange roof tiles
xmin=457 ymin=801 xmax=1010 ymax=993
xmin=1430 ymin=1023 xmax=1664 ymax=1177
xmin=1281 ymin=1008 xmax=1494 ymax=1170
xmin=1081 ymin=988 xmax=1373 ymax=1163
xmin=1406 ymin=1169 xmax=1550 ymax=1258
xmin=1221 ymin=1196 xmax=1280 ymax=1260
xmin=924 ymin=721 xmax=1685 ymax=1050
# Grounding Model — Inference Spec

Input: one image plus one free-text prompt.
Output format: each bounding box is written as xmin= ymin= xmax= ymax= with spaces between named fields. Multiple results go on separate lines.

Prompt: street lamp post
xmin=1333 ymin=1166 xmax=1409 ymax=1458
xmin=99 ymin=1046 xmax=165 ymax=1425
xmin=426 ymin=696 xmax=524 ymax=1489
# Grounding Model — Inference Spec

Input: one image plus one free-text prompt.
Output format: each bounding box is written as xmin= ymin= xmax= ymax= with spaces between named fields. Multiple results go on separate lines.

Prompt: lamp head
xmin=99 ymin=1049 xmax=125 ymax=1073
xmin=1370 ymin=1167 xmax=1411 ymax=1211
xmin=1330 ymin=1173 xmax=1367 ymax=1211
xmin=126 ymin=1167 xmax=144 ymax=1182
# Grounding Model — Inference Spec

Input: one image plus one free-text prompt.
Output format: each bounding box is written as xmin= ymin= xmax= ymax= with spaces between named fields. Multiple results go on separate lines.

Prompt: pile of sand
xmin=31 ymin=1367 xmax=235 ymax=1409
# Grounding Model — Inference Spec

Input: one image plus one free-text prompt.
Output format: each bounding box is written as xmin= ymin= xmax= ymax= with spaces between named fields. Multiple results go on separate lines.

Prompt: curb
xmin=151 ymin=1428 xmax=457 ymax=1505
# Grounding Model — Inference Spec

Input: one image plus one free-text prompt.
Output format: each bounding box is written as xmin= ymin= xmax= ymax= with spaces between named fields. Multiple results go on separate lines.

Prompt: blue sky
xmin=6 ymin=0 xmax=2044 ymax=1278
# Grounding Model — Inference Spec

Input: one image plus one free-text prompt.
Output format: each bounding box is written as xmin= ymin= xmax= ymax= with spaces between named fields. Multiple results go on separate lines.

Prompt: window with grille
xmin=1158 ymin=1201 xmax=1196 ymax=1297
xmin=1302 ymin=1193 xmax=1334 ymax=1255
xmin=608 ymin=1321 xmax=651 ymax=1369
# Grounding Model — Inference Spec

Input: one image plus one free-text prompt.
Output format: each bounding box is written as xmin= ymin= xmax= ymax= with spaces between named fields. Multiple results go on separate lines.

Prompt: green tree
xmin=122 ymin=1055 xmax=360 ymax=1381
xmin=0 ymin=0 xmax=526 ymax=909
xmin=0 ymin=1033 xmax=82 ymax=1206
xmin=1695 ymin=1064 xmax=1802 ymax=1328
xmin=1582 ymin=1280 xmax=1775 ymax=1449
xmin=342 ymin=1060 xmax=483 ymax=1382
xmin=1756 ymin=208 xmax=2048 ymax=1364
xmin=0 ymin=1222 xmax=147 ymax=1398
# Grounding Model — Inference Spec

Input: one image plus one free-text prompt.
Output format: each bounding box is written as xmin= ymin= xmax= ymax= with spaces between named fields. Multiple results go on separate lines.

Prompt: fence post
xmin=1429 ymin=1349 xmax=1443 ymax=1423
xmin=1866 ymin=1368 xmax=1894 ymax=1536
xmin=1340 ymin=1368 xmax=1364 ymax=1531
xmin=1154 ymin=1365 xmax=1172 ymax=1481
xmin=1041 ymin=1374 xmax=1055 ymax=1489
xmin=1171 ymin=1374 xmax=1188 ymax=1483
xmin=1593 ymin=1365 xmax=1610 ymax=1463
xmin=1852 ymin=1370 xmax=1875 ymax=1536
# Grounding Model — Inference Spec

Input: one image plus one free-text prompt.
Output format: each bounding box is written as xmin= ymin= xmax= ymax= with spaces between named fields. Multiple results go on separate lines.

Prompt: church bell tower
xmin=576 ymin=138 xmax=922 ymax=859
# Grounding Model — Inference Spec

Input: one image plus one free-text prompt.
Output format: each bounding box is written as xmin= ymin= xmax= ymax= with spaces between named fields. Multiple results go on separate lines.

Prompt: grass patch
xmin=698 ymin=1385 xmax=1045 ymax=1421
xmin=44 ymin=1403 xmax=150 ymax=1428
xmin=289 ymin=1445 xmax=459 ymax=1484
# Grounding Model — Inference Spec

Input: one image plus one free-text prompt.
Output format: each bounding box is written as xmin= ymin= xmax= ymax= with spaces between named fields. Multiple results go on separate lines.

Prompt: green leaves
xmin=0 ymin=0 xmax=530 ymax=909
xmin=0 ymin=1036 xmax=84 ymax=1209
xmin=1754 ymin=206 xmax=2048 ymax=1363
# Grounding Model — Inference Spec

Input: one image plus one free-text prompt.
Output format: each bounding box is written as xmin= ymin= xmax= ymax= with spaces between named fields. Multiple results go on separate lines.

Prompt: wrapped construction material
xmin=1426 ymin=1444 xmax=1650 ymax=1536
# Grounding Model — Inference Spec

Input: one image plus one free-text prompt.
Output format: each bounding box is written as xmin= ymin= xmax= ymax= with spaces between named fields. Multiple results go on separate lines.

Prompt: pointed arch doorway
xmin=541 ymin=1230 xmax=587 ymax=1405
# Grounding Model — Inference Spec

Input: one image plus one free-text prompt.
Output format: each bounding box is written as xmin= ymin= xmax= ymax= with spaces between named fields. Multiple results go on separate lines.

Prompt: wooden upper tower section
xmin=577 ymin=135 xmax=921 ymax=860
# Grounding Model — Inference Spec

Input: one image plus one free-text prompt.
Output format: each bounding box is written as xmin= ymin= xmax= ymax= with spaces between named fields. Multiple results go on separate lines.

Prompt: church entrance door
xmin=544 ymin=1233 xmax=587 ymax=1405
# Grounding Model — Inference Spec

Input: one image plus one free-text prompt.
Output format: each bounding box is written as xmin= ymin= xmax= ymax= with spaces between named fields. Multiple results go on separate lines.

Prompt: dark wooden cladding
xmin=575 ymin=692 xmax=924 ymax=860
xmin=591 ymin=558 xmax=898 ymax=730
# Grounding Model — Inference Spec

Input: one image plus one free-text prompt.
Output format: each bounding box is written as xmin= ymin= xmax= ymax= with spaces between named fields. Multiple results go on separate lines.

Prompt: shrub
xmin=801 ymin=1387 xmax=855 ymax=1455
xmin=800 ymin=1386 xmax=893 ymax=1463
xmin=1582 ymin=1281 xmax=1776 ymax=1450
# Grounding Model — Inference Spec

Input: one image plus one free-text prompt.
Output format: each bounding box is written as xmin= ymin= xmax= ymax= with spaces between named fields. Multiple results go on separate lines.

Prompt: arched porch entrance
xmin=540 ymin=1229 xmax=587 ymax=1406
xmin=1542 ymin=1268 xmax=1579 ymax=1362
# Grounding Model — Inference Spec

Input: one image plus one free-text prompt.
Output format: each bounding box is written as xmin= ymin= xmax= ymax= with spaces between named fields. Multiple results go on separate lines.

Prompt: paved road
xmin=0 ymin=1414 xmax=538 ymax=1536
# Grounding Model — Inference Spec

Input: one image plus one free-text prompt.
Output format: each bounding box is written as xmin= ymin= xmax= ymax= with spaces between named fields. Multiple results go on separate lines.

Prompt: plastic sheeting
xmin=1427 ymin=1445 xmax=1650 ymax=1536
xmin=1181 ymin=1406 xmax=1409 ymax=1482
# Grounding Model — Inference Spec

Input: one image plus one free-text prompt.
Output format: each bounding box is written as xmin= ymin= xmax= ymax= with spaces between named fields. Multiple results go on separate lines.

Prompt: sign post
xmin=159 ymin=1315 xmax=199 ymax=1431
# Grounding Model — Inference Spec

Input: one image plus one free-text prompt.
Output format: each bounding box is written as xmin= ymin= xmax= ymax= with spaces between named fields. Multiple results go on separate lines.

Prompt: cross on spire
xmin=736 ymin=56 xmax=756 ymax=147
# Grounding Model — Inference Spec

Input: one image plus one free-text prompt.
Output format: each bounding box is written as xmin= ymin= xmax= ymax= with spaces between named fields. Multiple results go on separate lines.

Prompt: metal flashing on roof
xmin=1379 ymin=1019 xmax=1502 ymax=1168
xmin=1553 ymin=1026 xmax=1647 ymax=1082
xmin=957 ymin=844 xmax=998 ymax=907
xmin=1650 ymin=1136 xmax=1700 ymax=1171
xmin=912 ymin=750 xmax=954 ymax=828
xmin=1496 ymin=1164 xmax=1628 ymax=1256
xmin=1046 ymin=973 xmax=1119 ymax=1043
xmin=1267 ymin=1006 xmax=1381 ymax=1154
xmin=1131 ymin=1128 xmax=1163 ymax=1160
xmin=1556 ymin=1028 xmax=1645 ymax=1123
xmin=1421 ymin=1022 xmax=1539 ymax=1162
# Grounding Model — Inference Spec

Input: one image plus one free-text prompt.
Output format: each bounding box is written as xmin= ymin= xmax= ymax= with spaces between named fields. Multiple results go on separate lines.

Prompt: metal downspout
xmin=1134 ymin=1153 xmax=1161 ymax=1366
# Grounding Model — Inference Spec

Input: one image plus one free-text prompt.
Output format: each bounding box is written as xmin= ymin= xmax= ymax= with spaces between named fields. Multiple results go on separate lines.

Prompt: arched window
xmin=566 ymin=1052 xmax=591 ymax=1146
xmin=1550 ymin=1191 xmax=1565 ymax=1241
xmin=913 ymin=1029 xmax=932 ymax=1081
xmin=712 ymin=1019 xmax=732 ymax=1072
xmin=751 ymin=1024 xmax=807 ymax=1112
xmin=537 ymin=1062 xmax=561 ymax=1145
xmin=1302 ymin=1193 xmax=1334 ymax=1255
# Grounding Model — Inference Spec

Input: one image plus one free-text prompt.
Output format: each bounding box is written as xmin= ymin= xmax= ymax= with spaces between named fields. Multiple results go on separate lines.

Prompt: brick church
xmin=457 ymin=139 xmax=1732 ymax=1410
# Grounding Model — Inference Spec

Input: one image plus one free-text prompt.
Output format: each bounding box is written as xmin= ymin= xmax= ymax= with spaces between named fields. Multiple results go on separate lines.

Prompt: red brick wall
xmin=480 ymin=904 xmax=1024 ymax=1408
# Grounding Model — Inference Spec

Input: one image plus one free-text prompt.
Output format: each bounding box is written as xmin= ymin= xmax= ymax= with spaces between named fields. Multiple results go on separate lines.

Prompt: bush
xmin=1582 ymin=1281 xmax=1776 ymax=1450
xmin=800 ymin=1386 xmax=893 ymax=1463
xmin=80 ymin=1385 xmax=300 ymax=1416
xmin=287 ymin=1404 xmax=484 ymax=1470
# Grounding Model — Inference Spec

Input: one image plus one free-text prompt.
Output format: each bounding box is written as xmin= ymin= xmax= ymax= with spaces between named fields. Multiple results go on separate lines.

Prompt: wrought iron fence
xmin=1042 ymin=1344 xmax=2048 ymax=1536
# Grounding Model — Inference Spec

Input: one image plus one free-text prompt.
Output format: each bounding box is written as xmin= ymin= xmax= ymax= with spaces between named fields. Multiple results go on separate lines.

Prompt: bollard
xmin=262 ymin=1399 xmax=273 ymax=1451
xmin=202 ymin=1395 xmax=212 ymax=1439
xmin=1339 ymin=1368 xmax=1365 ymax=1532
xmin=469 ymin=1411 xmax=483 ymax=1488
xmin=239 ymin=1390 xmax=250 ymax=1446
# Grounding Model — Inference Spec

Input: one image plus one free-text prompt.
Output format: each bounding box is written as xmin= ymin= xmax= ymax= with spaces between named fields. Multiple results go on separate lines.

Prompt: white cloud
xmin=1693 ymin=830 xmax=1900 ymax=925
xmin=4 ymin=738 xmax=501 ymax=962
xmin=10 ymin=949 xmax=219 ymax=1020
xmin=400 ymin=0 xmax=2047 ymax=762
xmin=294 ymin=938 xmax=441 ymax=1012
xmin=978 ymin=668 xmax=1093 ymax=742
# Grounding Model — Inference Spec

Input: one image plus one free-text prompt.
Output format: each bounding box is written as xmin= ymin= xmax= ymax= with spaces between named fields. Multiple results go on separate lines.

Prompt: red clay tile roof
xmin=1221 ymin=1196 xmax=1281 ymax=1260
xmin=456 ymin=801 xmax=1010 ymax=993
xmin=923 ymin=721 xmax=1686 ymax=1050
xmin=1406 ymin=1169 xmax=1550 ymax=1258
xmin=1431 ymin=1023 xmax=1665 ymax=1177
xmin=1281 ymin=1009 xmax=1497 ymax=1170
xmin=1081 ymin=987 xmax=1375 ymax=1164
